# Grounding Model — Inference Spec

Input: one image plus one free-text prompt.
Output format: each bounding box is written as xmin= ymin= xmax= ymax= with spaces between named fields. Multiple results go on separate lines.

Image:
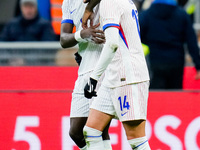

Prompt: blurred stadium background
xmin=0 ymin=0 xmax=200 ymax=150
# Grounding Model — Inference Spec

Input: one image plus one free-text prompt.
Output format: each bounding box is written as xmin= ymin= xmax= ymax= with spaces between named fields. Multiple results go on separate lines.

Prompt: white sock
xmin=128 ymin=136 xmax=151 ymax=150
xmin=83 ymin=126 xmax=104 ymax=150
xmin=79 ymin=145 xmax=87 ymax=150
xmin=103 ymin=140 xmax=112 ymax=150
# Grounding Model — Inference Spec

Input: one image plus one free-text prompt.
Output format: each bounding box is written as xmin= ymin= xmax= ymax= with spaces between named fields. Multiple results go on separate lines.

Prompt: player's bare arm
xmin=60 ymin=23 xmax=105 ymax=48
xmin=60 ymin=23 xmax=77 ymax=48
xmin=82 ymin=0 xmax=101 ymax=29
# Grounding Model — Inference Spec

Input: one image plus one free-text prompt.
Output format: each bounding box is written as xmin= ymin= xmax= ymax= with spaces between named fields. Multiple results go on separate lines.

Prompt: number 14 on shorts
xmin=118 ymin=96 xmax=130 ymax=115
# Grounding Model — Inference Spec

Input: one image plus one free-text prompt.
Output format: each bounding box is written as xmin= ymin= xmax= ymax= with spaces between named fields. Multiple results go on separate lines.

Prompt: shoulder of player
xmin=62 ymin=0 xmax=81 ymax=13
xmin=62 ymin=0 xmax=74 ymax=10
xmin=100 ymin=0 xmax=122 ymax=11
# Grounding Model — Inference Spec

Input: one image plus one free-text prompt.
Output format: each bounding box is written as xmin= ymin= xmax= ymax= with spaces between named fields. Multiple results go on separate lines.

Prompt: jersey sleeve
xmin=100 ymin=0 xmax=123 ymax=31
xmin=90 ymin=27 xmax=119 ymax=81
xmin=61 ymin=0 xmax=74 ymax=24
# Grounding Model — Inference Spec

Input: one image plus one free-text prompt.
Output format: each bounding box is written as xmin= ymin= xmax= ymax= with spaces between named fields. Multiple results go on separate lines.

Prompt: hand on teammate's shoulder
xmin=81 ymin=24 xmax=105 ymax=44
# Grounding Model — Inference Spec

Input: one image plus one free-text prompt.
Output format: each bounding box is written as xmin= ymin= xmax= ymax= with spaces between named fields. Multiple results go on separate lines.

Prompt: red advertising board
xmin=0 ymin=67 xmax=200 ymax=150
xmin=0 ymin=66 xmax=199 ymax=90
xmin=183 ymin=67 xmax=200 ymax=89
xmin=0 ymin=92 xmax=200 ymax=150
xmin=0 ymin=67 xmax=78 ymax=90
xmin=147 ymin=92 xmax=200 ymax=150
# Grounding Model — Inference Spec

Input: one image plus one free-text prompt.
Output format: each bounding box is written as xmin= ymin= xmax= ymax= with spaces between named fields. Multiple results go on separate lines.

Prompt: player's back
xmin=62 ymin=0 xmax=103 ymax=75
xmin=100 ymin=0 xmax=150 ymax=88
xmin=119 ymin=0 xmax=142 ymax=54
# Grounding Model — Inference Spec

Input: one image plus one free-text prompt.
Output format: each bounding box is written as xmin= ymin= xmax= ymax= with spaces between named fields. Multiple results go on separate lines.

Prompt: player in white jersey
xmin=60 ymin=0 xmax=112 ymax=150
xmin=82 ymin=0 xmax=151 ymax=149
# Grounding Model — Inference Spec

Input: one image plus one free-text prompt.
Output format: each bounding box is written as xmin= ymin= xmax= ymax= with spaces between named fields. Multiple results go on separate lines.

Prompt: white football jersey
xmin=62 ymin=0 xmax=103 ymax=75
xmin=99 ymin=0 xmax=150 ymax=87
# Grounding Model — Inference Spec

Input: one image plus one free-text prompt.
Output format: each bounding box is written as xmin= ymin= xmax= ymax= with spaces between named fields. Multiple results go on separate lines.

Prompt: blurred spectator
xmin=178 ymin=0 xmax=188 ymax=6
xmin=142 ymin=0 xmax=153 ymax=10
xmin=0 ymin=0 xmax=56 ymax=41
xmin=139 ymin=0 xmax=200 ymax=89
xmin=0 ymin=0 xmax=18 ymax=31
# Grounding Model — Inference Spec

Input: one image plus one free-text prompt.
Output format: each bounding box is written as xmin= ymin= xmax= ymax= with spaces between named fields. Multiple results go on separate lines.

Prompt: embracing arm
xmin=84 ymin=27 xmax=119 ymax=98
xmin=60 ymin=23 xmax=77 ymax=48
xmin=84 ymin=0 xmax=101 ymax=10
xmin=90 ymin=27 xmax=119 ymax=80
xmin=82 ymin=0 xmax=101 ymax=29
xmin=83 ymin=0 xmax=122 ymax=98
xmin=60 ymin=23 xmax=105 ymax=48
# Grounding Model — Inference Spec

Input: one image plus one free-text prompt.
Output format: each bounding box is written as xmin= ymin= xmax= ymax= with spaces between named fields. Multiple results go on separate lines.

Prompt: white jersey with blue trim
xmin=99 ymin=0 xmax=150 ymax=88
xmin=62 ymin=0 xmax=103 ymax=75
